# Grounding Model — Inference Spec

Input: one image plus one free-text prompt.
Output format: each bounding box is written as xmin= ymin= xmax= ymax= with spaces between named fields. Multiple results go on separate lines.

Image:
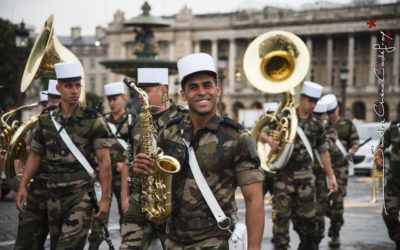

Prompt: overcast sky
xmin=0 ymin=0 xmax=395 ymax=36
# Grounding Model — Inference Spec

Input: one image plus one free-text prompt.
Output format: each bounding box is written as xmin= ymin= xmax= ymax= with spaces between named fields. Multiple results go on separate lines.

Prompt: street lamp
xmin=339 ymin=66 xmax=348 ymax=117
xmin=15 ymin=21 xmax=29 ymax=108
xmin=218 ymin=50 xmax=228 ymax=115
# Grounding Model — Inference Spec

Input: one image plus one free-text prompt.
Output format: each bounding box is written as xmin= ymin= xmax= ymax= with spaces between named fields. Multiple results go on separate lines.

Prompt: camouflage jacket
xmin=105 ymin=111 xmax=132 ymax=174
xmin=383 ymin=121 xmax=400 ymax=167
xmin=158 ymin=113 xmax=263 ymax=243
xmin=31 ymin=104 xmax=112 ymax=181
xmin=328 ymin=117 xmax=359 ymax=165
xmin=285 ymin=113 xmax=329 ymax=171
xmin=28 ymin=122 xmax=49 ymax=182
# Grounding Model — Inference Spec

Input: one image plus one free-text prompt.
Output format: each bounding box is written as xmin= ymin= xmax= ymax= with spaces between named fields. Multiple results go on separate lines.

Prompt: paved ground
xmin=0 ymin=175 xmax=395 ymax=249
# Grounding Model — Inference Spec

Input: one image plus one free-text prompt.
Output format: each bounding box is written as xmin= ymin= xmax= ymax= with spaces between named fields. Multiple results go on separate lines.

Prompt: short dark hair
xmin=181 ymin=71 xmax=217 ymax=89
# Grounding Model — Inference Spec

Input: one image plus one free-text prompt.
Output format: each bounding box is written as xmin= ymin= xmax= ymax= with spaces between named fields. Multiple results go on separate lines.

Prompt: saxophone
xmin=123 ymin=77 xmax=181 ymax=221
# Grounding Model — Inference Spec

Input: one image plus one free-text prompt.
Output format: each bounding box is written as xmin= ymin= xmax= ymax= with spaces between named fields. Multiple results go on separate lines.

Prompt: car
xmin=351 ymin=122 xmax=391 ymax=175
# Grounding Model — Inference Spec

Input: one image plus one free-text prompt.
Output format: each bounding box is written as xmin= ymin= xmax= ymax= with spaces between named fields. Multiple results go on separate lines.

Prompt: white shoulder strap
xmin=107 ymin=121 xmax=128 ymax=150
xmin=335 ymin=139 xmax=347 ymax=158
xmin=181 ymin=136 xmax=229 ymax=226
xmin=296 ymin=126 xmax=314 ymax=163
xmin=50 ymin=111 xmax=95 ymax=178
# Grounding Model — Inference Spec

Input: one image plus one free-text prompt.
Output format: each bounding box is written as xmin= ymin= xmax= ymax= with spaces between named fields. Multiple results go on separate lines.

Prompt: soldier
xmin=133 ymin=53 xmax=265 ymax=249
xmin=324 ymin=94 xmax=359 ymax=248
xmin=39 ymin=90 xmax=48 ymax=109
xmin=264 ymin=81 xmax=338 ymax=250
xmin=88 ymin=82 xmax=131 ymax=249
xmin=374 ymin=121 xmax=400 ymax=249
xmin=14 ymin=79 xmax=61 ymax=250
xmin=15 ymin=62 xmax=112 ymax=249
xmin=120 ymin=68 xmax=187 ymax=249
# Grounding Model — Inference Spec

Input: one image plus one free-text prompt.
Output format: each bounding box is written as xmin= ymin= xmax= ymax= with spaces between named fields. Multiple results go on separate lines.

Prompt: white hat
xmin=48 ymin=80 xmax=61 ymax=96
xmin=313 ymin=100 xmax=328 ymax=113
xmin=320 ymin=94 xmax=338 ymax=112
xmin=137 ymin=68 xmax=168 ymax=87
xmin=104 ymin=82 xmax=125 ymax=96
xmin=177 ymin=53 xmax=216 ymax=84
xmin=54 ymin=62 xmax=82 ymax=81
xmin=263 ymin=102 xmax=278 ymax=113
xmin=301 ymin=81 xmax=323 ymax=99
xmin=40 ymin=91 xmax=48 ymax=102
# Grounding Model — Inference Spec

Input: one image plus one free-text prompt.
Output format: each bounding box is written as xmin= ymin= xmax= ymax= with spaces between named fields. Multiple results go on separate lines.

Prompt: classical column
xmin=393 ymin=32 xmax=400 ymax=92
xmin=347 ymin=34 xmax=355 ymax=87
xmin=228 ymin=38 xmax=235 ymax=93
xmin=169 ymin=41 xmax=175 ymax=60
xmin=326 ymin=36 xmax=333 ymax=87
xmin=194 ymin=40 xmax=200 ymax=53
xmin=211 ymin=39 xmax=218 ymax=68
xmin=368 ymin=34 xmax=377 ymax=87
xmin=306 ymin=37 xmax=313 ymax=81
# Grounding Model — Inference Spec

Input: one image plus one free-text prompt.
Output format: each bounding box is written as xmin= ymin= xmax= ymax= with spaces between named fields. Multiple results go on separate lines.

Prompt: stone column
xmin=393 ymin=32 xmax=400 ymax=92
xmin=326 ymin=36 xmax=333 ymax=87
xmin=169 ymin=41 xmax=175 ymax=60
xmin=194 ymin=40 xmax=200 ymax=53
xmin=368 ymin=34 xmax=377 ymax=88
xmin=228 ymin=38 xmax=235 ymax=93
xmin=306 ymin=37 xmax=313 ymax=81
xmin=347 ymin=34 xmax=355 ymax=87
xmin=211 ymin=39 xmax=218 ymax=68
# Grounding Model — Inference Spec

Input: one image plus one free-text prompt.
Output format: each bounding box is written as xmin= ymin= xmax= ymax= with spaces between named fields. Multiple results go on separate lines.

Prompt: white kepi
xmin=137 ymin=68 xmax=168 ymax=87
xmin=48 ymin=79 xmax=61 ymax=96
xmin=104 ymin=82 xmax=125 ymax=96
xmin=54 ymin=62 xmax=82 ymax=81
xmin=177 ymin=53 xmax=217 ymax=83
xmin=301 ymin=81 xmax=323 ymax=100
xmin=320 ymin=94 xmax=338 ymax=112
xmin=40 ymin=91 xmax=48 ymax=102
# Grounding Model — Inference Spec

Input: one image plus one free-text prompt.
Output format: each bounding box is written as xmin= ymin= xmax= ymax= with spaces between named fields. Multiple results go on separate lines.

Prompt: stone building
xmin=103 ymin=1 xmax=400 ymax=123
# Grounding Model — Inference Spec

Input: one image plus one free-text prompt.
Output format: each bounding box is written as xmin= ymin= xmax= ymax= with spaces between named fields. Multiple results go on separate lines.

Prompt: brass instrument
xmin=243 ymin=31 xmax=310 ymax=172
xmin=20 ymin=14 xmax=86 ymax=106
xmin=370 ymin=163 xmax=384 ymax=203
xmin=0 ymin=14 xmax=86 ymax=181
xmin=123 ymin=77 xmax=181 ymax=221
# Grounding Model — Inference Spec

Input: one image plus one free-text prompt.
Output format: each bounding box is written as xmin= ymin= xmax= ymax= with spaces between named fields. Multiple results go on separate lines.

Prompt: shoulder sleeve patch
xmin=167 ymin=116 xmax=184 ymax=127
xmin=84 ymin=107 xmax=100 ymax=117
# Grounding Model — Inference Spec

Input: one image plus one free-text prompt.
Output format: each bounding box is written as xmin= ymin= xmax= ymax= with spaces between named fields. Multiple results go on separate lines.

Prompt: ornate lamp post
xmin=15 ymin=21 xmax=29 ymax=108
xmin=217 ymin=50 xmax=227 ymax=115
xmin=339 ymin=66 xmax=348 ymax=117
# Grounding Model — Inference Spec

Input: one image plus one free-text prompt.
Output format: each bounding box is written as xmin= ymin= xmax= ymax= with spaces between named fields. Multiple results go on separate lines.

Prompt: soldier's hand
xmin=375 ymin=157 xmax=383 ymax=170
xmin=329 ymin=178 xmax=339 ymax=193
xmin=347 ymin=148 xmax=356 ymax=158
xmin=121 ymin=194 xmax=129 ymax=214
xmin=268 ymin=138 xmax=280 ymax=152
xmin=133 ymin=153 xmax=153 ymax=176
xmin=116 ymin=162 xmax=125 ymax=173
xmin=93 ymin=199 xmax=110 ymax=222
xmin=15 ymin=187 xmax=27 ymax=213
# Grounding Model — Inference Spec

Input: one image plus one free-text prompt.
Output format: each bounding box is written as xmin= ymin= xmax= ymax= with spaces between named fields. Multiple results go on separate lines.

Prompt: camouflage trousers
xmin=120 ymin=194 xmax=167 ymax=249
xmin=382 ymin=163 xmax=400 ymax=242
xmin=326 ymin=163 xmax=348 ymax=231
xmin=263 ymin=171 xmax=275 ymax=197
xmin=272 ymin=168 xmax=317 ymax=250
xmin=14 ymin=180 xmax=49 ymax=250
xmin=47 ymin=180 xmax=93 ymax=250
xmin=164 ymin=237 xmax=229 ymax=250
xmin=88 ymin=174 xmax=122 ymax=244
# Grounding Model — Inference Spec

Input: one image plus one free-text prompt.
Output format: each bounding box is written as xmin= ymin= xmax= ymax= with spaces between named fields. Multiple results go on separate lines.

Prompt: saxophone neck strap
xmin=181 ymin=132 xmax=232 ymax=231
xmin=50 ymin=111 xmax=95 ymax=178
xmin=296 ymin=126 xmax=314 ymax=163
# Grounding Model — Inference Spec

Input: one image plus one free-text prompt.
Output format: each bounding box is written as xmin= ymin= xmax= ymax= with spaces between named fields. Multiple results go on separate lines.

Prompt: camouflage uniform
xmin=272 ymin=113 xmax=328 ymax=250
xmin=89 ymin=111 xmax=132 ymax=245
xmin=325 ymin=117 xmax=359 ymax=233
xmin=14 ymin=158 xmax=49 ymax=250
xmin=381 ymin=121 xmax=400 ymax=244
xmin=30 ymin=105 xmax=112 ymax=250
xmin=120 ymin=102 xmax=187 ymax=249
xmin=156 ymin=113 xmax=263 ymax=249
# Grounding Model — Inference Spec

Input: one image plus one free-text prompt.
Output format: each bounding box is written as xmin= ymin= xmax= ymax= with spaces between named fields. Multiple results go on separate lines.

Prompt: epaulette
xmin=221 ymin=117 xmax=244 ymax=130
xmin=390 ymin=120 xmax=400 ymax=126
xmin=41 ymin=105 xmax=57 ymax=114
xmin=166 ymin=116 xmax=184 ymax=127
xmin=84 ymin=107 xmax=100 ymax=117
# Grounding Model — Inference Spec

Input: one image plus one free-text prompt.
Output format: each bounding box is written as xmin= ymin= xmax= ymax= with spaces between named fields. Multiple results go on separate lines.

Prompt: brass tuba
xmin=0 ymin=14 xmax=86 ymax=181
xmin=124 ymin=77 xmax=181 ymax=221
xmin=243 ymin=31 xmax=310 ymax=172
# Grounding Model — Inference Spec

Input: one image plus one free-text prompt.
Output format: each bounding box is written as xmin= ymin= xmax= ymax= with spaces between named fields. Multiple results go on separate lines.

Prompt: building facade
xmin=103 ymin=2 xmax=400 ymax=123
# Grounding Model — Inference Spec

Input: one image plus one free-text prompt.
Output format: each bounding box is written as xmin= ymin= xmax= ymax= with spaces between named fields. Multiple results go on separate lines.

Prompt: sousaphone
xmin=243 ymin=31 xmax=310 ymax=172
